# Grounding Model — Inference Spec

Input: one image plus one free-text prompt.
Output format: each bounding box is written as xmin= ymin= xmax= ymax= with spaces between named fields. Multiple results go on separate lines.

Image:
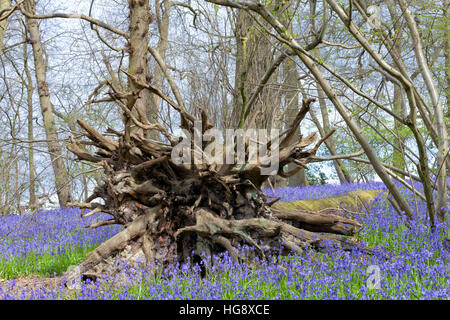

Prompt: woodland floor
xmin=0 ymin=188 xmax=381 ymax=298
xmin=0 ymin=183 xmax=448 ymax=300
xmin=0 ymin=275 xmax=65 ymax=299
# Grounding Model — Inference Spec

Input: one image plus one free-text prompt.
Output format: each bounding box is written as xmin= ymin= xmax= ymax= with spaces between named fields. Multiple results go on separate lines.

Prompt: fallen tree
xmin=272 ymin=190 xmax=382 ymax=212
xmin=65 ymin=83 xmax=368 ymax=281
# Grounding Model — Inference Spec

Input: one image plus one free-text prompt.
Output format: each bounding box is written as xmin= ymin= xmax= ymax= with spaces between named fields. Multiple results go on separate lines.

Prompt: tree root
xmin=65 ymin=97 xmax=371 ymax=282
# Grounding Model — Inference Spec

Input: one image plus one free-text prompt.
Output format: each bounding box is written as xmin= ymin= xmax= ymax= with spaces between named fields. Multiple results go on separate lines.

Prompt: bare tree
xmin=397 ymin=0 xmax=448 ymax=221
xmin=23 ymin=31 xmax=37 ymax=209
xmin=203 ymin=0 xmax=447 ymax=225
xmin=0 ymin=0 xmax=12 ymax=52
xmin=312 ymin=85 xmax=352 ymax=183
xmin=22 ymin=0 xmax=72 ymax=206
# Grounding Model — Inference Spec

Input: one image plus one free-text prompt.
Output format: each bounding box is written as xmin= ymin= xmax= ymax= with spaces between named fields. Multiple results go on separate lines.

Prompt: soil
xmin=0 ymin=275 xmax=66 ymax=299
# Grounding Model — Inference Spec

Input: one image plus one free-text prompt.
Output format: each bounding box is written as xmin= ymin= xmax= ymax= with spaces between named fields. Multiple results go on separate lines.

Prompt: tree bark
xmin=391 ymin=84 xmax=406 ymax=177
xmin=23 ymin=34 xmax=37 ymax=209
xmin=125 ymin=0 xmax=152 ymax=142
xmin=316 ymin=85 xmax=352 ymax=183
xmin=445 ymin=0 xmax=450 ymax=129
xmin=398 ymin=0 xmax=448 ymax=221
xmin=284 ymin=57 xmax=307 ymax=186
xmin=24 ymin=0 xmax=72 ymax=206
xmin=147 ymin=0 xmax=171 ymax=140
xmin=386 ymin=0 xmax=407 ymax=179
xmin=0 ymin=0 xmax=11 ymax=52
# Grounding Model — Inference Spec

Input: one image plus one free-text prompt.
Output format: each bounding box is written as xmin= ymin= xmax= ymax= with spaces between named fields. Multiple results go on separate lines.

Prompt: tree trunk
xmin=147 ymin=0 xmax=171 ymax=141
xmin=398 ymin=0 xmax=448 ymax=222
xmin=125 ymin=0 xmax=153 ymax=142
xmin=284 ymin=51 xmax=307 ymax=187
xmin=24 ymin=0 xmax=72 ymax=206
xmin=391 ymin=83 xmax=406 ymax=178
xmin=386 ymin=1 xmax=406 ymax=179
xmin=0 ymin=0 xmax=11 ymax=52
xmin=445 ymin=0 xmax=450 ymax=129
xmin=316 ymin=86 xmax=352 ymax=183
xmin=23 ymin=36 xmax=37 ymax=210
xmin=233 ymin=9 xmax=252 ymax=127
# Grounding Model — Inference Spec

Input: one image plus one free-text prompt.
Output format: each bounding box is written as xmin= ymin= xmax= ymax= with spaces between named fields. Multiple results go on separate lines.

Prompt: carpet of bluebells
xmin=0 ymin=181 xmax=449 ymax=300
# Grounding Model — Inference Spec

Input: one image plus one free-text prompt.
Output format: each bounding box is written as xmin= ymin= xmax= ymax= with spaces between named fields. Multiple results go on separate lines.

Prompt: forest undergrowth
xmin=0 ymin=181 xmax=448 ymax=300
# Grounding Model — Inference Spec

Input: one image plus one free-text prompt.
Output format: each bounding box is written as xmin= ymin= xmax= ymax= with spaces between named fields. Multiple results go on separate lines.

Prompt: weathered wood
xmin=85 ymin=219 xmax=118 ymax=229
xmin=68 ymin=139 xmax=103 ymax=163
xmin=77 ymin=119 xmax=118 ymax=152
xmin=272 ymin=208 xmax=361 ymax=227
xmin=77 ymin=205 xmax=162 ymax=274
xmin=131 ymin=156 xmax=167 ymax=177
xmin=82 ymin=207 xmax=102 ymax=218
xmin=66 ymin=91 xmax=367 ymax=281
xmin=279 ymin=98 xmax=316 ymax=149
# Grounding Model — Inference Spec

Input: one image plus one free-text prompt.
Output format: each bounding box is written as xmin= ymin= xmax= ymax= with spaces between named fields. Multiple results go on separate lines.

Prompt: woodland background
xmin=0 ymin=0 xmax=448 ymax=222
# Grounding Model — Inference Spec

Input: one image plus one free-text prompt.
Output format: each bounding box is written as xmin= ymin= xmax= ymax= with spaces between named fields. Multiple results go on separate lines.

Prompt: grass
xmin=0 ymin=243 xmax=99 ymax=280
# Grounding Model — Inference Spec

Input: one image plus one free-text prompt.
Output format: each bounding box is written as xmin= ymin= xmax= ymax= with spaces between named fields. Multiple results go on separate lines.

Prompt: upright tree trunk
xmin=2 ymin=141 xmax=14 ymax=215
xmin=446 ymin=0 xmax=450 ymax=124
xmin=233 ymin=9 xmax=253 ymax=127
xmin=284 ymin=57 xmax=307 ymax=186
xmin=391 ymin=83 xmax=406 ymax=178
xmin=24 ymin=0 xmax=72 ymax=206
xmin=386 ymin=0 xmax=407 ymax=180
xmin=398 ymin=0 xmax=448 ymax=221
xmin=317 ymin=86 xmax=352 ymax=183
xmin=125 ymin=0 xmax=152 ymax=141
xmin=444 ymin=0 xmax=450 ymax=179
xmin=14 ymin=144 xmax=20 ymax=213
xmin=23 ymin=38 xmax=37 ymax=209
xmin=147 ymin=0 xmax=170 ymax=140
xmin=281 ymin=3 xmax=304 ymax=187
xmin=0 ymin=0 xmax=11 ymax=52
